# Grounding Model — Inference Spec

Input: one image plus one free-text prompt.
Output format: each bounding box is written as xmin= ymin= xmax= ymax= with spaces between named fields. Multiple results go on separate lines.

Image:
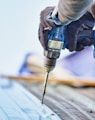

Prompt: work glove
xmin=65 ymin=11 xmax=95 ymax=51
xmin=38 ymin=7 xmax=57 ymax=50
xmin=38 ymin=7 xmax=95 ymax=51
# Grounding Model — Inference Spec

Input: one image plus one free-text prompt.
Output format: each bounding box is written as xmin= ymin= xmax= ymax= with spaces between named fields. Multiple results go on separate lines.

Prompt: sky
xmin=0 ymin=0 xmax=94 ymax=75
xmin=0 ymin=0 xmax=59 ymax=74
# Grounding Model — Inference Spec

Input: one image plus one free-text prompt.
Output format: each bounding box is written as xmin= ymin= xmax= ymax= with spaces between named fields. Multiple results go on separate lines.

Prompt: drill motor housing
xmin=44 ymin=26 xmax=66 ymax=72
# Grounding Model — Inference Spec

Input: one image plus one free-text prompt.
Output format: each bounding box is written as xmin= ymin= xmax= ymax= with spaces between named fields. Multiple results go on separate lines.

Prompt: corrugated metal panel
xmin=0 ymin=79 xmax=61 ymax=120
xmin=21 ymin=80 xmax=95 ymax=120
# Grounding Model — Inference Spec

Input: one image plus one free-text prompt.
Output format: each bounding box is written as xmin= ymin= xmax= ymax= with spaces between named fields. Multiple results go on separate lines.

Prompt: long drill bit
xmin=41 ymin=71 xmax=50 ymax=104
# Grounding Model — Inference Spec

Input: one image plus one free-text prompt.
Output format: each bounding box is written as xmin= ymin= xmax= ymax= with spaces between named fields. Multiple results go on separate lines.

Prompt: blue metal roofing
xmin=0 ymin=78 xmax=61 ymax=120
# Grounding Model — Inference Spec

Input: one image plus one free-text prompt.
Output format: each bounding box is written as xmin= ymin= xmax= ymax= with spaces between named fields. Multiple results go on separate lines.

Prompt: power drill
xmin=41 ymin=11 xmax=67 ymax=104
xmin=41 ymin=11 xmax=95 ymax=104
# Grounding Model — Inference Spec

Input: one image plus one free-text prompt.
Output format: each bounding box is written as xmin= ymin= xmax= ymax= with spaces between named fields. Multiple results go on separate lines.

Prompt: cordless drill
xmin=41 ymin=11 xmax=95 ymax=104
xmin=41 ymin=12 xmax=67 ymax=104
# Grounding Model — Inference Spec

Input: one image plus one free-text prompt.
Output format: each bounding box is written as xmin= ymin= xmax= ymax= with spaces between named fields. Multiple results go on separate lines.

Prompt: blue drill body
xmin=42 ymin=24 xmax=66 ymax=104
xmin=44 ymin=26 xmax=66 ymax=72
xmin=48 ymin=26 xmax=65 ymax=44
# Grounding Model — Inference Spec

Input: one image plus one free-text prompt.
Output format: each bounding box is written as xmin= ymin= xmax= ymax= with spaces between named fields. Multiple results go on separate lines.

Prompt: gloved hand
xmin=75 ymin=24 xmax=95 ymax=51
xmin=38 ymin=7 xmax=95 ymax=51
xmin=38 ymin=7 xmax=57 ymax=50
xmin=65 ymin=11 xmax=95 ymax=51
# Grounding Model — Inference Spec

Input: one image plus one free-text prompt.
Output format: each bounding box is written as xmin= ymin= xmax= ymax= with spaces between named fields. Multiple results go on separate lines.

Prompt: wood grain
xmin=1 ymin=74 xmax=95 ymax=86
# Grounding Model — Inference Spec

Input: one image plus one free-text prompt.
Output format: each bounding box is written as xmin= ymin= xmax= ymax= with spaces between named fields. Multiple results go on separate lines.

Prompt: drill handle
xmin=48 ymin=26 xmax=65 ymax=41
xmin=46 ymin=14 xmax=67 ymax=49
xmin=45 ymin=7 xmax=68 ymax=50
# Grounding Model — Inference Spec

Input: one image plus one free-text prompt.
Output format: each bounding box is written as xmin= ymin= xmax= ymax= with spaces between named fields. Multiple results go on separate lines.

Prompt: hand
xmin=38 ymin=7 xmax=57 ymax=50
xmin=64 ymin=11 xmax=95 ymax=51
xmin=38 ymin=7 xmax=95 ymax=52
xmin=75 ymin=25 xmax=95 ymax=51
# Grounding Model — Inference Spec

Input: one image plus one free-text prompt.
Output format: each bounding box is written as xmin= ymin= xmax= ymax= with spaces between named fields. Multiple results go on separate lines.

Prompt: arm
xmin=57 ymin=0 xmax=93 ymax=25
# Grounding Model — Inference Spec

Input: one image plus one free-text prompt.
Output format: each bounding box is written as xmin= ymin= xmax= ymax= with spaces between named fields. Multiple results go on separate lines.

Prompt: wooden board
xmin=19 ymin=80 xmax=95 ymax=120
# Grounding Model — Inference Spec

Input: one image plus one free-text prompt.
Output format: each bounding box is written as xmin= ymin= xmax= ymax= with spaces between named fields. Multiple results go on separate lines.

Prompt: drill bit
xmin=41 ymin=71 xmax=50 ymax=104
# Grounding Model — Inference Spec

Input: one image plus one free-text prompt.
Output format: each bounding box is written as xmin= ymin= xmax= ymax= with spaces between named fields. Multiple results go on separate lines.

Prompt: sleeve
xmin=90 ymin=1 xmax=95 ymax=18
xmin=57 ymin=0 xmax=93 ymax=25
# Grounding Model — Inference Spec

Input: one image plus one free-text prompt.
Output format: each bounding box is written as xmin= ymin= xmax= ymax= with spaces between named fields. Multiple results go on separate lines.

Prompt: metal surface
xmin=0 ymin=78 xmax=61 ymax=120
xmin=1 ymin=78 xmax=95 ymax=119
xmin=20 ymin=80 xmax=95 ymax=120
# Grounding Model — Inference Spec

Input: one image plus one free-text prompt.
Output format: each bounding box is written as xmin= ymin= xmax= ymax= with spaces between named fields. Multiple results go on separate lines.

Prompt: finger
xmin=45 ymin=21 xmax=56 ymax=28
xmin=68 ymin=33 xmax=77 ymax=51
xmin=41 ymin=16 xmax=56 ymax=29
xmin=40 ymin=7 xmax=56 ymax=28
xmin=43 ymin=21 xmax=53 ymax=29
xmin=76 ymin=44 xmax=84 ymax=51
xmin=87 ymin=38 xmax=95 ymax=46
xmin=43 ymin=30 xmax=49 ymax=50
xmin=65 ymin=23 xmax=79 ymax=51
xmin=38 ymin=24 xmax=46 ymax=49
xmin=40 ymin=15 xmax=46 ymax=28
xmin=79 ymin=38 xmax=95 ymax=46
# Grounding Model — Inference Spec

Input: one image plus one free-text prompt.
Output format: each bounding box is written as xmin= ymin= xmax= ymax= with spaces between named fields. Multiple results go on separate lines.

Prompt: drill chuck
xmin=45 ymin=57 xmax=56 ymax=72
xmin=44 ymin=49 xmax=61 ymax=72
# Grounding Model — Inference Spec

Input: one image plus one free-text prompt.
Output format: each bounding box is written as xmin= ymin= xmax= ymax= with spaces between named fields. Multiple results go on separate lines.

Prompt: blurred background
xmin=0 ymin=0 xmax=60 ymax=74
xmin=0 ymin=0 xmax=95 ymax=78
